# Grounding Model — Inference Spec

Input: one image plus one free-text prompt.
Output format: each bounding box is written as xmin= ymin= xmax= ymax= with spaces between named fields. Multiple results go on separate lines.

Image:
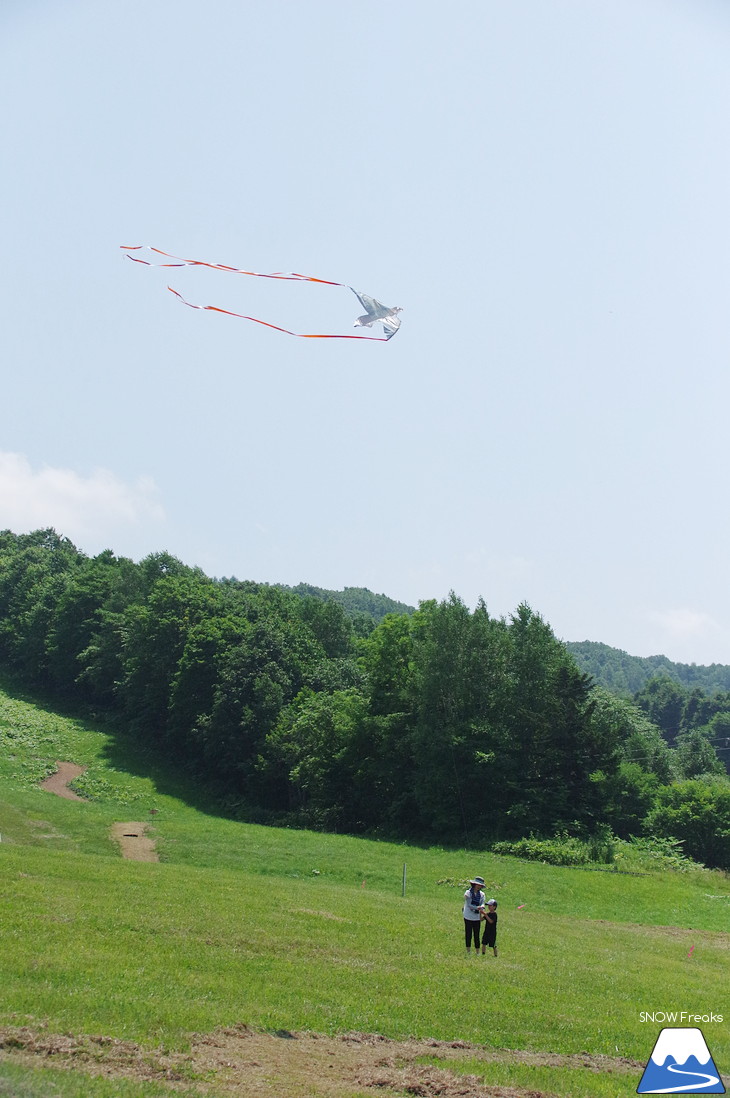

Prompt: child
xmin=480 ymin=899 xmax=498 ymax=956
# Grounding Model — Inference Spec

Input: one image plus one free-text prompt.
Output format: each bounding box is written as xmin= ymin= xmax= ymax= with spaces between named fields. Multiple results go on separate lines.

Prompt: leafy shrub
xmin=643 ymin=779 xmax=730 ymax=870
xmin=491 ymin=833 xmax=592 ymax=866
xmin=492 ymin=829 xmax=710 ymax=874
xmin=70 ymin=771 xmax=144 ymax=805
xmin=613 ymin=835 xmax=707 ymax=874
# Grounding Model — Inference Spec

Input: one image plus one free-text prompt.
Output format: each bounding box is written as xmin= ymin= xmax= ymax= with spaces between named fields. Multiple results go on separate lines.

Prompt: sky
xmin=1 ymin=0 xmax=729 ymax=665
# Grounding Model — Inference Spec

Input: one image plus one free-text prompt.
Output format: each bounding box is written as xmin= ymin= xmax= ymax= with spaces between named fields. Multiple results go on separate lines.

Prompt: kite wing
xmin=380 ymin=312 xmax=402 ymax=340
xmin=351 ymin=290 xmax=394 ymax=320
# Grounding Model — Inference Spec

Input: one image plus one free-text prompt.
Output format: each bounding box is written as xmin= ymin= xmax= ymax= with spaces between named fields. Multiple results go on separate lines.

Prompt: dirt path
xmin=38 ymin=761 xmax=86 ymax=800
xmin=110 ymin=821 xmax=159 ymax=862
xmin=38 ymin=764 xmax=159 ymax=862
xmin=0 ymin=1024 xmax=643 ymax=1097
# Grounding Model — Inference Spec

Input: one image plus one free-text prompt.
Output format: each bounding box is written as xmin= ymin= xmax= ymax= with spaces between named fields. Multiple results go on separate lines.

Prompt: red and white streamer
xmin=121 ymin=245 xmax=391 ymax=341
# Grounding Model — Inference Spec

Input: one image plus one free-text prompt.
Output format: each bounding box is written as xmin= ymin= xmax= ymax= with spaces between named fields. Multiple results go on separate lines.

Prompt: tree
xmin=353 ymin=610 xmax=422 ymax=834
xmin=589 ymin=688 xmax=675 ymax=783
xmin=644 ymin=779 xmax=730 ymax=869
xmin=601 ymin=761 xmax=659 ymax=838
xmin=408 ymin=595 xmax=512 ymax=842
xmin=263 ymin=687 xmax=367 ymax=827
xmin=673 ymin=730 xmax=725 ymax=780
xmin=680 ymin=688 xmax=717 ymax=734
xmin=120 ymin=571 xmax=216 ymax=739
xmin=167 ymin=613 xmax=247 ymax=750
xmin=193 ymin=615 xmax=322 ymax=792
xmin=633 ymin=677 xmax=687 ymax=745
xmin=46 ymin=550 xmax=143 ymax=701
xmin=499 ymin=604 xmax=612 ymax=837
xmin=706 ymin=712 xmax=730 ymax=775
xmin=296 ymin=597 xmax=353 ymax=659
xmin=0 ymin=529 xmax=82 ymax=682
xmin=360 ymin=611 xmax=417 ymax=718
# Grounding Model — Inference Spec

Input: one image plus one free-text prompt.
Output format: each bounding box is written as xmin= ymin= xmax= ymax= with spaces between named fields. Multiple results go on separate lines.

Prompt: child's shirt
xmin=482 ymin=910 xmax=498 ymax=934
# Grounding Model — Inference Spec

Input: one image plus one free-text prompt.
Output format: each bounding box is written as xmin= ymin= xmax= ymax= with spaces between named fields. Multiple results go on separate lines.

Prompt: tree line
xmin=567 ymin=639 xmax=730 ymax=696
xmin=1 ymin=528 xmax=728 ymax=867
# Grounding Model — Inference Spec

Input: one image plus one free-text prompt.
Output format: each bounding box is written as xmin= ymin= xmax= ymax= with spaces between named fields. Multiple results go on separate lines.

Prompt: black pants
xmin=464 ymin=919 xmax=481 ymax=949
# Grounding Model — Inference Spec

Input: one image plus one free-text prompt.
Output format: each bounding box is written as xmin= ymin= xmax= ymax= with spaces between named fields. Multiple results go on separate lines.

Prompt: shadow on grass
xmin=0 ymin=669 xmax=491 ymax=853
xmin=0 ymin=668 xmax=236 ymax=822
xmin=0 ymin=671 xmax=414 ymax=843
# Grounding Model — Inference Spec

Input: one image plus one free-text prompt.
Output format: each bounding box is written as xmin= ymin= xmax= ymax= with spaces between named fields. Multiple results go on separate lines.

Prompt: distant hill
xmin=284 ymin=583 xmax=416 ymax=623
xmin=282 ymin=593 xmax=730 ymax=695
xmin=566 ymin=640 xmax=730 ymax=696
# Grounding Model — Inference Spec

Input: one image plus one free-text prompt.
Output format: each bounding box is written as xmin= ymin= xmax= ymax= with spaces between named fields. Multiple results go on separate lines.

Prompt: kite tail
xmin=166 ymin=287 xmax=390 ymax=340
xmin=120 ymin=245 xmax=346 ymax=286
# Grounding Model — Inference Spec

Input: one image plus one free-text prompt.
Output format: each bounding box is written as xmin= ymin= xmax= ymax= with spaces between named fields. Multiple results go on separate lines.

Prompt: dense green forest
xmin=285 ymin=582 xmax=415 ymax=625
xmin=567 ymin=639 xmax=730 ymax=695
xmin=1 ymin=528 xmax=729 ymax=867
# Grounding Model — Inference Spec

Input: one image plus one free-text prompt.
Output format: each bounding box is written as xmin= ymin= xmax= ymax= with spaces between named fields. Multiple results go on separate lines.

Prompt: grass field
xmin=0 ymin=681 xmax=728 ymax=1097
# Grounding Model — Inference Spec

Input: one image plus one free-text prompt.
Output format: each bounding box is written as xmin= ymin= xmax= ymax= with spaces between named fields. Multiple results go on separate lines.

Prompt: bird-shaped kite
xmin=122 ymin=246 xmax=402 ymax=342
xmin=351 ymin=290 xmax=402 ymax=340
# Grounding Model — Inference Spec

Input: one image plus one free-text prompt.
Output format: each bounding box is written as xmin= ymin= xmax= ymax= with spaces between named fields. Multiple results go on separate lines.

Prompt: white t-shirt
xmin=463 ymin=888 xmax=485 ymax=920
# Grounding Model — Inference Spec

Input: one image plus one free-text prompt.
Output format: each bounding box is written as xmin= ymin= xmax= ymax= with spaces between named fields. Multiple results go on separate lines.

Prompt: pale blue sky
xmin=2 ymin=1 xmax=729 ymax=664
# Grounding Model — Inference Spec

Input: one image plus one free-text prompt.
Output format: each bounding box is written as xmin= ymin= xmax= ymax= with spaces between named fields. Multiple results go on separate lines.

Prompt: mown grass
xmin=0 ymin=684 xmax=729 ymax=1097
xmin=417 ymin=1054 xmax=641 ymax=1098
xmin=0 ymin=1060 xmax=203 ymax=1098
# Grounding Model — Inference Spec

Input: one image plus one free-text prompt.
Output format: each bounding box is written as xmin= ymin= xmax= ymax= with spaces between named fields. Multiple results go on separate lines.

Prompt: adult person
xmin=462 ymin=875 xmax=486 ymax=956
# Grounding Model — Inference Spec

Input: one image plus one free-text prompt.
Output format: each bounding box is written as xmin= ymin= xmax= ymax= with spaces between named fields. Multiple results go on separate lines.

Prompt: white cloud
xmin=0 ymin=451 xmax=165 ymax=551
xmin=643 ymin=606 xmax=730 ymax=664
xmin=649 ymin=607 xmax=721 ymax=639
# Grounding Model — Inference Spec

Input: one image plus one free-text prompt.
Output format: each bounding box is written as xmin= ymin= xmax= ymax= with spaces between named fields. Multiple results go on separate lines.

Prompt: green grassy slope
xmin=0 ymin=684 xmax=728 ymax=1096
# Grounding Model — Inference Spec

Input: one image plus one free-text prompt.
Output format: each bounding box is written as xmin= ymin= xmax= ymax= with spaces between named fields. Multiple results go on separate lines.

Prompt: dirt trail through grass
xmin=109 ymin=821 xmax=159 ymax=861
xmin=0 ymin=1024 xmax=643 ymax=1097
xmin=37 ymin=764 xmax=159 ymax=861
xmin=38 ymin=762 xmax=86 ymax=800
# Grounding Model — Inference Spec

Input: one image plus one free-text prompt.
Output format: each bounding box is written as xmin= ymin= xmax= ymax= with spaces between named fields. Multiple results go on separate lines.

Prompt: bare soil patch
xmin=0 ymin=1024 xmax=642 ymax=1097
xmin=38 ymin=761 xmax=86 ymax=800
xmin=36 ymin=766 xmax=160 ymax=862
xmin=110 ymin=821 xmax=159 ymax=862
